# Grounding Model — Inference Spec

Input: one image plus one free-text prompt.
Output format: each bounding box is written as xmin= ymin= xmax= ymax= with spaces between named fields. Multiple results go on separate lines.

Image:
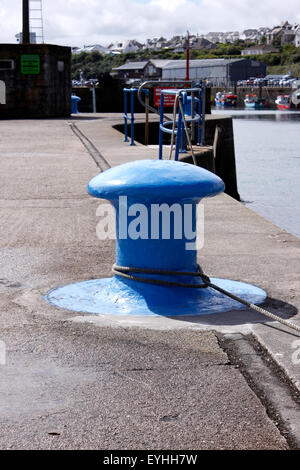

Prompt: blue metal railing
xmin=123 ymin=87 xmax=149 ymax=146
xmin=124 ymin=82 xmax=206 ymax=164
xmin=158 ymin=87 xmax=205 ymax=161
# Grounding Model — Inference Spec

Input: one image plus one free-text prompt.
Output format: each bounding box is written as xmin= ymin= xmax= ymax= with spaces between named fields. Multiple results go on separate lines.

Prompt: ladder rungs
xmin=29 ymin=0 xmax=44 ymax=42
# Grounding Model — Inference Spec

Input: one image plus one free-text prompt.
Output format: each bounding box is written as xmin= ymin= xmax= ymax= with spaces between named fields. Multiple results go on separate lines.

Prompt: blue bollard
xmin=71 ymin=94 xmax=81 ymax=114
xmin=89 ymin=159 xmax=223 ymax=273
xmin=46 ymin=160 xmax=267 ymax=316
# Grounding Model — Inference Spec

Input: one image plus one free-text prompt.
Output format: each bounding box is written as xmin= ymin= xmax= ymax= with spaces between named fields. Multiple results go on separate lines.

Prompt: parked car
xmin=292 ymin=79 xmax=300 ymax=89
xmin=279 ymin=76 xmax=294 ymax=87
xmin=83 ymin=79 xmax=99 ymax=87
xmin=268 ymin=78 xmax=280 ymax=86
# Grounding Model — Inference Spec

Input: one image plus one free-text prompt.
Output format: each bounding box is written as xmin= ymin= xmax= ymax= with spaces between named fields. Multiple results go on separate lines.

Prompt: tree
xmin=260 ymin=35 xmax=266 ymax=45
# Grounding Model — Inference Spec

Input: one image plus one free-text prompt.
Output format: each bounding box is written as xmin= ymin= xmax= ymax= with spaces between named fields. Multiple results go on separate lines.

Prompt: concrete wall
xmin=205 ymin=115 xmax=240 ymax=200
xmin=0 ymin=44 xmax=71 ymax=118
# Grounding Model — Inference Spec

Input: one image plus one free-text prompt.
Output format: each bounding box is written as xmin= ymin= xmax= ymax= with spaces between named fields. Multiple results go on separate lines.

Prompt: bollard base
xmin=45 ymin=276 xmax=266 ymax=317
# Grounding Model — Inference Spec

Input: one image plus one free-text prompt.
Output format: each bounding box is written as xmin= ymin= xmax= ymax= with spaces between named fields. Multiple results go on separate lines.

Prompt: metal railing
xmin=136 ymin=80 xmax=206 ymax=162
xmin=158 ymin=87 xmax=205 ymax=164
xmin=123 ymin=87 xmax=150 ymax=146
xmin=123 ymin=81 xmax=206 ymax=163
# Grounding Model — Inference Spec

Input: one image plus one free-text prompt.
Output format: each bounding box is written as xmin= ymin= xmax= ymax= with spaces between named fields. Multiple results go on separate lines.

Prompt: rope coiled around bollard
xmin=112 ymin=264 xmax=300 ymax=333
xmin=112 ymin=264 xmax=211 ymax=288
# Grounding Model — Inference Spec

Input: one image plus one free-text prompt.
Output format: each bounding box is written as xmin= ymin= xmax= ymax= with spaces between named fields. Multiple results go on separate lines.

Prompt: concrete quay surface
xmin=0 ymin=113 xmax=299 ymax=450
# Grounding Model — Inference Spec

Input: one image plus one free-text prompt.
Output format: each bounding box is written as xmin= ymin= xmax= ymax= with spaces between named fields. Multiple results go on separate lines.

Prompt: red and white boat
xmin=275 ymin=93 xmax=300 ymax=110
xmin=275 ymin=95 xmax=291 ymax=110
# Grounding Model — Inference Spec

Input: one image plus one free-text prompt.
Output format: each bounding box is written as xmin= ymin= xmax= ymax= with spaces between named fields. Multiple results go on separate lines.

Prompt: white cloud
xmin=0 ymin=0 xmax=300 ymax=46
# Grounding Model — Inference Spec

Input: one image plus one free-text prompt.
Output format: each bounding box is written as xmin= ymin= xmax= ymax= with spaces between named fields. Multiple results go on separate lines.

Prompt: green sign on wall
xmin=21 ymin=55 xmax=40 ymax=74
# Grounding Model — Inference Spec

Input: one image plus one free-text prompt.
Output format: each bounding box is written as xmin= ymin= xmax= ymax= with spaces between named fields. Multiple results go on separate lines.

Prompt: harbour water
xmin=213 ymin=108 xmax=300 ymax=238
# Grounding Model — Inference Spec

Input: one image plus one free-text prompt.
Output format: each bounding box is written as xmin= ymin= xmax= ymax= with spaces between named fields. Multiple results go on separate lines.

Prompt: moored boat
xmin=215 ymin=91 xmax=237 ymax=107
xmin=215 ymin=91 xmax=223 ymax=105
xmin=224 ymin=92 xmax=237 ymax=106
xmin=275 ymin=95 xmax=291 ymax=110
xmin=275 ymin=93 xmax=300 ymax=110
xmin=244 ymin=94 xmax=266 ymax=109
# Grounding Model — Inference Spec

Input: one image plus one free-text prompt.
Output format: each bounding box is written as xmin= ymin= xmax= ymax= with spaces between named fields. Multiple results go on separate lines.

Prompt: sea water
xmin=213 ymin=108 xmax=300 ymax=238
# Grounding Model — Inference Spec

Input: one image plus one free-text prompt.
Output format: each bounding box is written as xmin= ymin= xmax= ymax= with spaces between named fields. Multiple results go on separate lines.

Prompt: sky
xmin=0 ymin=0 xmax=300 ymax=47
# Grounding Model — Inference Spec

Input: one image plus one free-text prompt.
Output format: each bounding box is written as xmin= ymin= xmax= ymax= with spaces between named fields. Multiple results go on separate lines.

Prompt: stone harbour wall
xmin=0 ymin=43 xmax=71 ymax=118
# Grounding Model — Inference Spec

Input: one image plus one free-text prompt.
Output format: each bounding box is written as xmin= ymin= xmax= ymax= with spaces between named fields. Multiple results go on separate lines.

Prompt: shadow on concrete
xmin=0 ymin=115 xmax=106 ymax=122
xmin=169 ymin=297 xmax=298 ymax=328
xmin=68 ymin=115 xmax=105 ymax=121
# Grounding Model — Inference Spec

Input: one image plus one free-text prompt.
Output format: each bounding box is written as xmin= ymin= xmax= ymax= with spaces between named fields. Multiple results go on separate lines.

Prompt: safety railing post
xmin=174 ymin=97 xmax=183 ymax=161
xmin=145 ymin=90 xmax=149 ymax=146
xmin=201 ymin=86 xmax=206 ymax=145
xmin=191 ymin=91 xmax=195 ymax=142
xmin=123 ymin=90 xmax=128 ymax=142
xmin=197 ymin=88 xmax=202 ymax=146
xmin=130 ymin=89 xmax=136 ymax=146
xmin=159 ymin=92 xmax=164 ymax=160
xmin=142 ymin=84 xmax=205 ymax=161
xmin=179 ymin=92 xmax=187 ymax=154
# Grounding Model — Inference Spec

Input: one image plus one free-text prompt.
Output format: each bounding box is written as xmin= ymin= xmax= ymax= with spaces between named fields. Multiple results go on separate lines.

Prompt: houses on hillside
xmin=107 ymin=40 xmax=143 ymax=54
xmin=266 ymin=21 xmax=300 ymax=46
xmin=240 ymin=27 xmax=270 ymax=43
xmin=72 ymin=44 xmax=110 ymax=55
xmin=72 ymin=21 xmax=300 ymax=57
xmin=73 ymin=40 xmax=143 ymax=55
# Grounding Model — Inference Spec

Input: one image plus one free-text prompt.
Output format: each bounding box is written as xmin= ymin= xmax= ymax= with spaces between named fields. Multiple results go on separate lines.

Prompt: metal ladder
xmin=29 ymin=0 xmax=44 ymax=43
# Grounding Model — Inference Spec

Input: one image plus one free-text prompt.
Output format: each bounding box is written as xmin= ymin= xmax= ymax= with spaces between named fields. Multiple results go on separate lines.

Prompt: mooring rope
xmin=112 ymin=264 xmax=210 ymax=289
xmin=112 ymin=264 xmax=300 ymax=333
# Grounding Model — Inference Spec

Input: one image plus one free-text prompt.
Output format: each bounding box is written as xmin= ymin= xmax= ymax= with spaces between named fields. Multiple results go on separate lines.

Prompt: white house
xmin=241 ymin=45 xmax=279 ymax=56
xmin=224 ymin=31 xmax=240 ymax=43
xmin=205 ymin=32 xmax=224 ymax=43
xmin=295 ymin=26 xmax=300 ymax=47
xmin=108 ymin=40 xmax=143 ymax=54
xmin=74 ymin=44 xmax=110 ymax=55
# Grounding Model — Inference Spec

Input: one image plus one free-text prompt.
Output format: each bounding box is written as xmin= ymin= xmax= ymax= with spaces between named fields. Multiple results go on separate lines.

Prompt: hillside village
xmin=72 ymin=21 xmax=300 ymax=55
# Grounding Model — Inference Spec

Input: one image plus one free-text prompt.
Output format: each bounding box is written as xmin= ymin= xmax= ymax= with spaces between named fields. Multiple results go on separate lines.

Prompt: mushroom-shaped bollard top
xmin=88 ymin=159 xmax=224 ymax=203
xmin=88 ymin=159 xmax=224 ymax=274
